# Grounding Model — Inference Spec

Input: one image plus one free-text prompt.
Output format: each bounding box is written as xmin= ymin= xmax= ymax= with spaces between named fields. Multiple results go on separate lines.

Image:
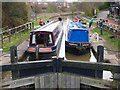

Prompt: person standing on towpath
xmin=89 ymin=17 xmax=94 ymax=28
xmin=99 ymin=19 xmax=103 ymax=35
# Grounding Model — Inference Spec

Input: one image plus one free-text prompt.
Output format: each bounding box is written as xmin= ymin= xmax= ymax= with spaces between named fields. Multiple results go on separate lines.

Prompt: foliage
xmin=32 ymin=2 xmax=42 ymax=14
xmin=46 ymin=3 xmax=58 ymax=13
xmin=34 ymin=16 xmax=48 ymax=26
xmin=59 ymin=7 xmax=67 ymax=12
xmin=2 ymin=2 xmax=29 ymax=28
xmin=2 ymin=29 xmax=33 ymax=51
xmin=81 ymin=14 xmax=87 ymax=17
xmin=114 ymin=16 xmax=120 ymax=19
xmin=69 ymin=3 xmax=77 ymax=14
xmin=91 ymin=27 xmax=119 ymax=51
xmin=71 ymin=2 xmax=102 ymax=17
xmin=98 ymin=2 xmax=110 ymax=10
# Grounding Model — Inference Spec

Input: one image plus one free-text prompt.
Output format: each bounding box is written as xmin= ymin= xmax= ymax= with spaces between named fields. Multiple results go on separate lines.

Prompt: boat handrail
xmin=33 ymin=21 xmax=59 ymax=32
xmin=90 ymin=32 xmax=99 ymax=43
xmin=39 ymin=21 xmax=58 ymax=30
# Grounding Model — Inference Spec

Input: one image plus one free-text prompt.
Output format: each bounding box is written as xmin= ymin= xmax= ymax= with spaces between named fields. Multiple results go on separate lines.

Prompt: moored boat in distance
xmin=27 ymin=20 xmax=63 ymax=60
xmin=65 ymin=19 xmax=91 ymax=55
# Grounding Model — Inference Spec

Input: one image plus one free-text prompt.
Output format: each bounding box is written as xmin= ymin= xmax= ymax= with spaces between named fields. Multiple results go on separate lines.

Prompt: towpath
xmin=80 ymin=11 xmax=119 ymax=64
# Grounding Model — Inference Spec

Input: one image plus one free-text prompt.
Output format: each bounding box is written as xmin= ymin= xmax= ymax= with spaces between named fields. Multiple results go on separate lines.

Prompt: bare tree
xmin=69 ymin=3 xmax=77 ymax=18
xmin=72 ymin=2 xmax=102 ymax=17
xmin=32 ymin=2 xmax=42 ymax=20
xmin=46 ymin=3 xmax=58 ymax=13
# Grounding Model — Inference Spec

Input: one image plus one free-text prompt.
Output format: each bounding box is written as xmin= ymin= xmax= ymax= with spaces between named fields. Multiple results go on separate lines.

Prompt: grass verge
xmin=2 ymin=29 xmax=33 ymax=52
xmin=34 ymin=16 xmax=48 ymax=26
xmin=1 ymin=16 xmax=48 ymax=52
xmin=81 ymin=14 xmax=87 ymax=17
xmin=91 ymin=27 xmax=119 ymax=51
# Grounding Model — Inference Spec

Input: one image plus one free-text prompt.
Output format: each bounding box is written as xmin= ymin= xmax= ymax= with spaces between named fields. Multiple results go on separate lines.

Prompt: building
xmin=63 ymin=1 xmax=67 ymax=8
xmin=109 ymin=1 xmax=120 ymax=17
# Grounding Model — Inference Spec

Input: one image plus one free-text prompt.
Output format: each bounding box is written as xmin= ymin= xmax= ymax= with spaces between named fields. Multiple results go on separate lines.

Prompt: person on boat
xmin=58 ymin=17 xmax=62 ymax=21
xmin=39 ymin=19 xmax=44 ymax=26
xmin=74 ymin=17 xmax=79 ymax=22
xmin=89 ymin=17 xmax=94 ymax=28
xmin=99 ymin=19 xmax=103 ymax=35
xmin=47 ymin=20 xmax=49 ymax=23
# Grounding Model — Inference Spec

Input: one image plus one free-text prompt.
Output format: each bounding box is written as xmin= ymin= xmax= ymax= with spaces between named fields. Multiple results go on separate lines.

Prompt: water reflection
xmin=65 ymin=52 xmax=91 ymax=61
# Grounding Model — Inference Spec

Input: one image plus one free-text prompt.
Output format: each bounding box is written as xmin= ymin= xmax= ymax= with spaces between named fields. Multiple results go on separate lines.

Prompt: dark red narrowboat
xmin=27 ymin=21 xmax=63 ymax=60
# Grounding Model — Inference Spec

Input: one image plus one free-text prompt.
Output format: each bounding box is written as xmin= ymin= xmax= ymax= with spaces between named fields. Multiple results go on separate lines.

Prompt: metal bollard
xmin=10 ymin=46 xmax=18 ymax=63
xmin=35 ymin=45 xmax=39 ymax=60
xmin=97 ymin=45 xmax=104 ymax=62
xmin=10 ymin=46 xmax=18 ymax=80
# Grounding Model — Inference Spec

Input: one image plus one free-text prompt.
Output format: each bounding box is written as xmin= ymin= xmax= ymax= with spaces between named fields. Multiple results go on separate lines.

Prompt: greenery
xmin=2 ymin=2 xmax=29 ymax=28
xmin=34 ymin=17 xmax=48 ymax=26
xmin=72 ymin=2 xmax=102 ymax=17
xmin=2 ymin=16 xmax=48 ymax=51
xmin=46 ymin=3 xmax=58 ymax=13
xmin=81 ymin=14 xmax=87 ymax=17
xmin=114 ymin=16 xmax=120 ymax=19
xmin=2 ymin=29 xmax=33 ymax=51
xmin=91 ymin=27 xmax=119 ymax=51
xmin=98 ymin=2 xmax=110 ymax=10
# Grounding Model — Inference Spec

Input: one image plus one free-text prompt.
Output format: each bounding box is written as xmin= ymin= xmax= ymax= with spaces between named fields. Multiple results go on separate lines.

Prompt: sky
xmin=38 ymin=0 xmax=78 ymax=2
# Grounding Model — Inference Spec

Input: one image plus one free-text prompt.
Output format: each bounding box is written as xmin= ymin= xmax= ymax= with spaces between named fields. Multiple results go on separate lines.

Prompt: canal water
xmin=66 ymin=52 xmax=91 ymax=61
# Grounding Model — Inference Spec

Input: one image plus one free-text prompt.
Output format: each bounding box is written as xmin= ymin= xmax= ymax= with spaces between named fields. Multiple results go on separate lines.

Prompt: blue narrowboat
xmin=65 ymin=20 xmax=90 ymax=55
xmin=27 ymin=21 xmax=63 ymax=60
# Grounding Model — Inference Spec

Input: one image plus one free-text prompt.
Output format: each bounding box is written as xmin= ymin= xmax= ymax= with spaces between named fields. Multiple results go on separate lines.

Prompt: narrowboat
xmin=27 ymin=21 xmax=63 ymax=60
xmin=65 ymin=20 xmax=90 ymax=55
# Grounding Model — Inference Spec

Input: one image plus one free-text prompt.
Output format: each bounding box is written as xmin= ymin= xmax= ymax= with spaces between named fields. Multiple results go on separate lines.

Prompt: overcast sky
xmin=38 ymin=0 xmax=79 ymax=2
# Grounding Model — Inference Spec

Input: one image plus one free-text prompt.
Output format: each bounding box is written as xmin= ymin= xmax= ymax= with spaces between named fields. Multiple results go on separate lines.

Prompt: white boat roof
xmin=32 ymin=21 xmax=60 ymax=33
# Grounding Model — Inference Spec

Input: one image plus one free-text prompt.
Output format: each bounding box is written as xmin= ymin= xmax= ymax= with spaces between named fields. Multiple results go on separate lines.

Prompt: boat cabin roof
xmin=31 ymin=21 xmax=60 ymax=33
xmin=69 ymin=21 xmax=89 ymax=31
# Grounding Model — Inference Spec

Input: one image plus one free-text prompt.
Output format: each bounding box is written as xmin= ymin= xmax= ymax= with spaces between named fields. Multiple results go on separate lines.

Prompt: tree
xmin=98 ymin=2 xmax=110 ymax=10
xmin=32 ymin=2 xmax=42 ymax=15
xmin=46 ymin=3 xmax=58 ymax=13
xmin=71 ymin=2 xmax=103 ymax=17
xmin=2 ymin=2 xmax=29 ymax=28
xmin=32 ymin=2 xmax=42 ymax=21
xmin=69 ymin=3 xmax=77 ymax=18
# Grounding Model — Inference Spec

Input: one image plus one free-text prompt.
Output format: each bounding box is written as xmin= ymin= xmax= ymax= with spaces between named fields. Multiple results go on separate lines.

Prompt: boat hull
xmin=28 ymin=51 xmax=56 ymax=60
xmin=65 ymin=41 xmax=90 ymax=55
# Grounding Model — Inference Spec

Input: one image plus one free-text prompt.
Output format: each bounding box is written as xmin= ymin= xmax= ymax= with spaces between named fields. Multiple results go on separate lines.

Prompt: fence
xmin=0 ymin=22 xmax=34 ymax=48
xmin=1 ymin=57 xmax=120 ymax=89
xmin=103 ymin=22 xmax=120 ymax=39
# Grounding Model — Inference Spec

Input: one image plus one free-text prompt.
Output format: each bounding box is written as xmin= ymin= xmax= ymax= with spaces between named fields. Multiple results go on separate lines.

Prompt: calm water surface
xmin=66 ymin=52 xmax=91 ymax=61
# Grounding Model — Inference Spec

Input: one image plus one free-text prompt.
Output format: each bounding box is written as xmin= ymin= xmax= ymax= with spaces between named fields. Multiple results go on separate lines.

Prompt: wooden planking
xmin=44 ymin=74 xmax=51 ymax=88
xmin=1 ymin=60 xmax=52 ymax=72
xmin=58 ymin=73 xmax=62 ymax=88
xmin=40 ymin=76 xmax=45 ymax=88
xmin=1 ymin=73 xmax=118 ymax=89
xmin=70 ymin=75 xmax=76 ymax=88
xmin=35 ymin=77 xmax=40 ymax=88
xmin=66 ymin=74 xmax=71 ymax=88
xmin=62 ymin=60 xmax=120 ymax=73
xmin=2 ymin=76 xmax=34 ymax=88
xmin=1 ymin=60 xmax=120 ymax=73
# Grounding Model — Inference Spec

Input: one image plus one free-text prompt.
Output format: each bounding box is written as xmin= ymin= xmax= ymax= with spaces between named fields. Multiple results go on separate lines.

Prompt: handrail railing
xmin=90 ymin=32 xmax=99 ymax=43
xmin=0 ymin=22 xmax=34 ymax=48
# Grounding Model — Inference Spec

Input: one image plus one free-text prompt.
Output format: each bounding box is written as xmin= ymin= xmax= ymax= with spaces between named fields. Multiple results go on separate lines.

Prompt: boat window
xmin=36 ymin=34 xmax=44 ymax=44
xmin=32 ymin=34 xmax=36 ymax=44
xmin=48 ymin=34 xmax=52 ymax=44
